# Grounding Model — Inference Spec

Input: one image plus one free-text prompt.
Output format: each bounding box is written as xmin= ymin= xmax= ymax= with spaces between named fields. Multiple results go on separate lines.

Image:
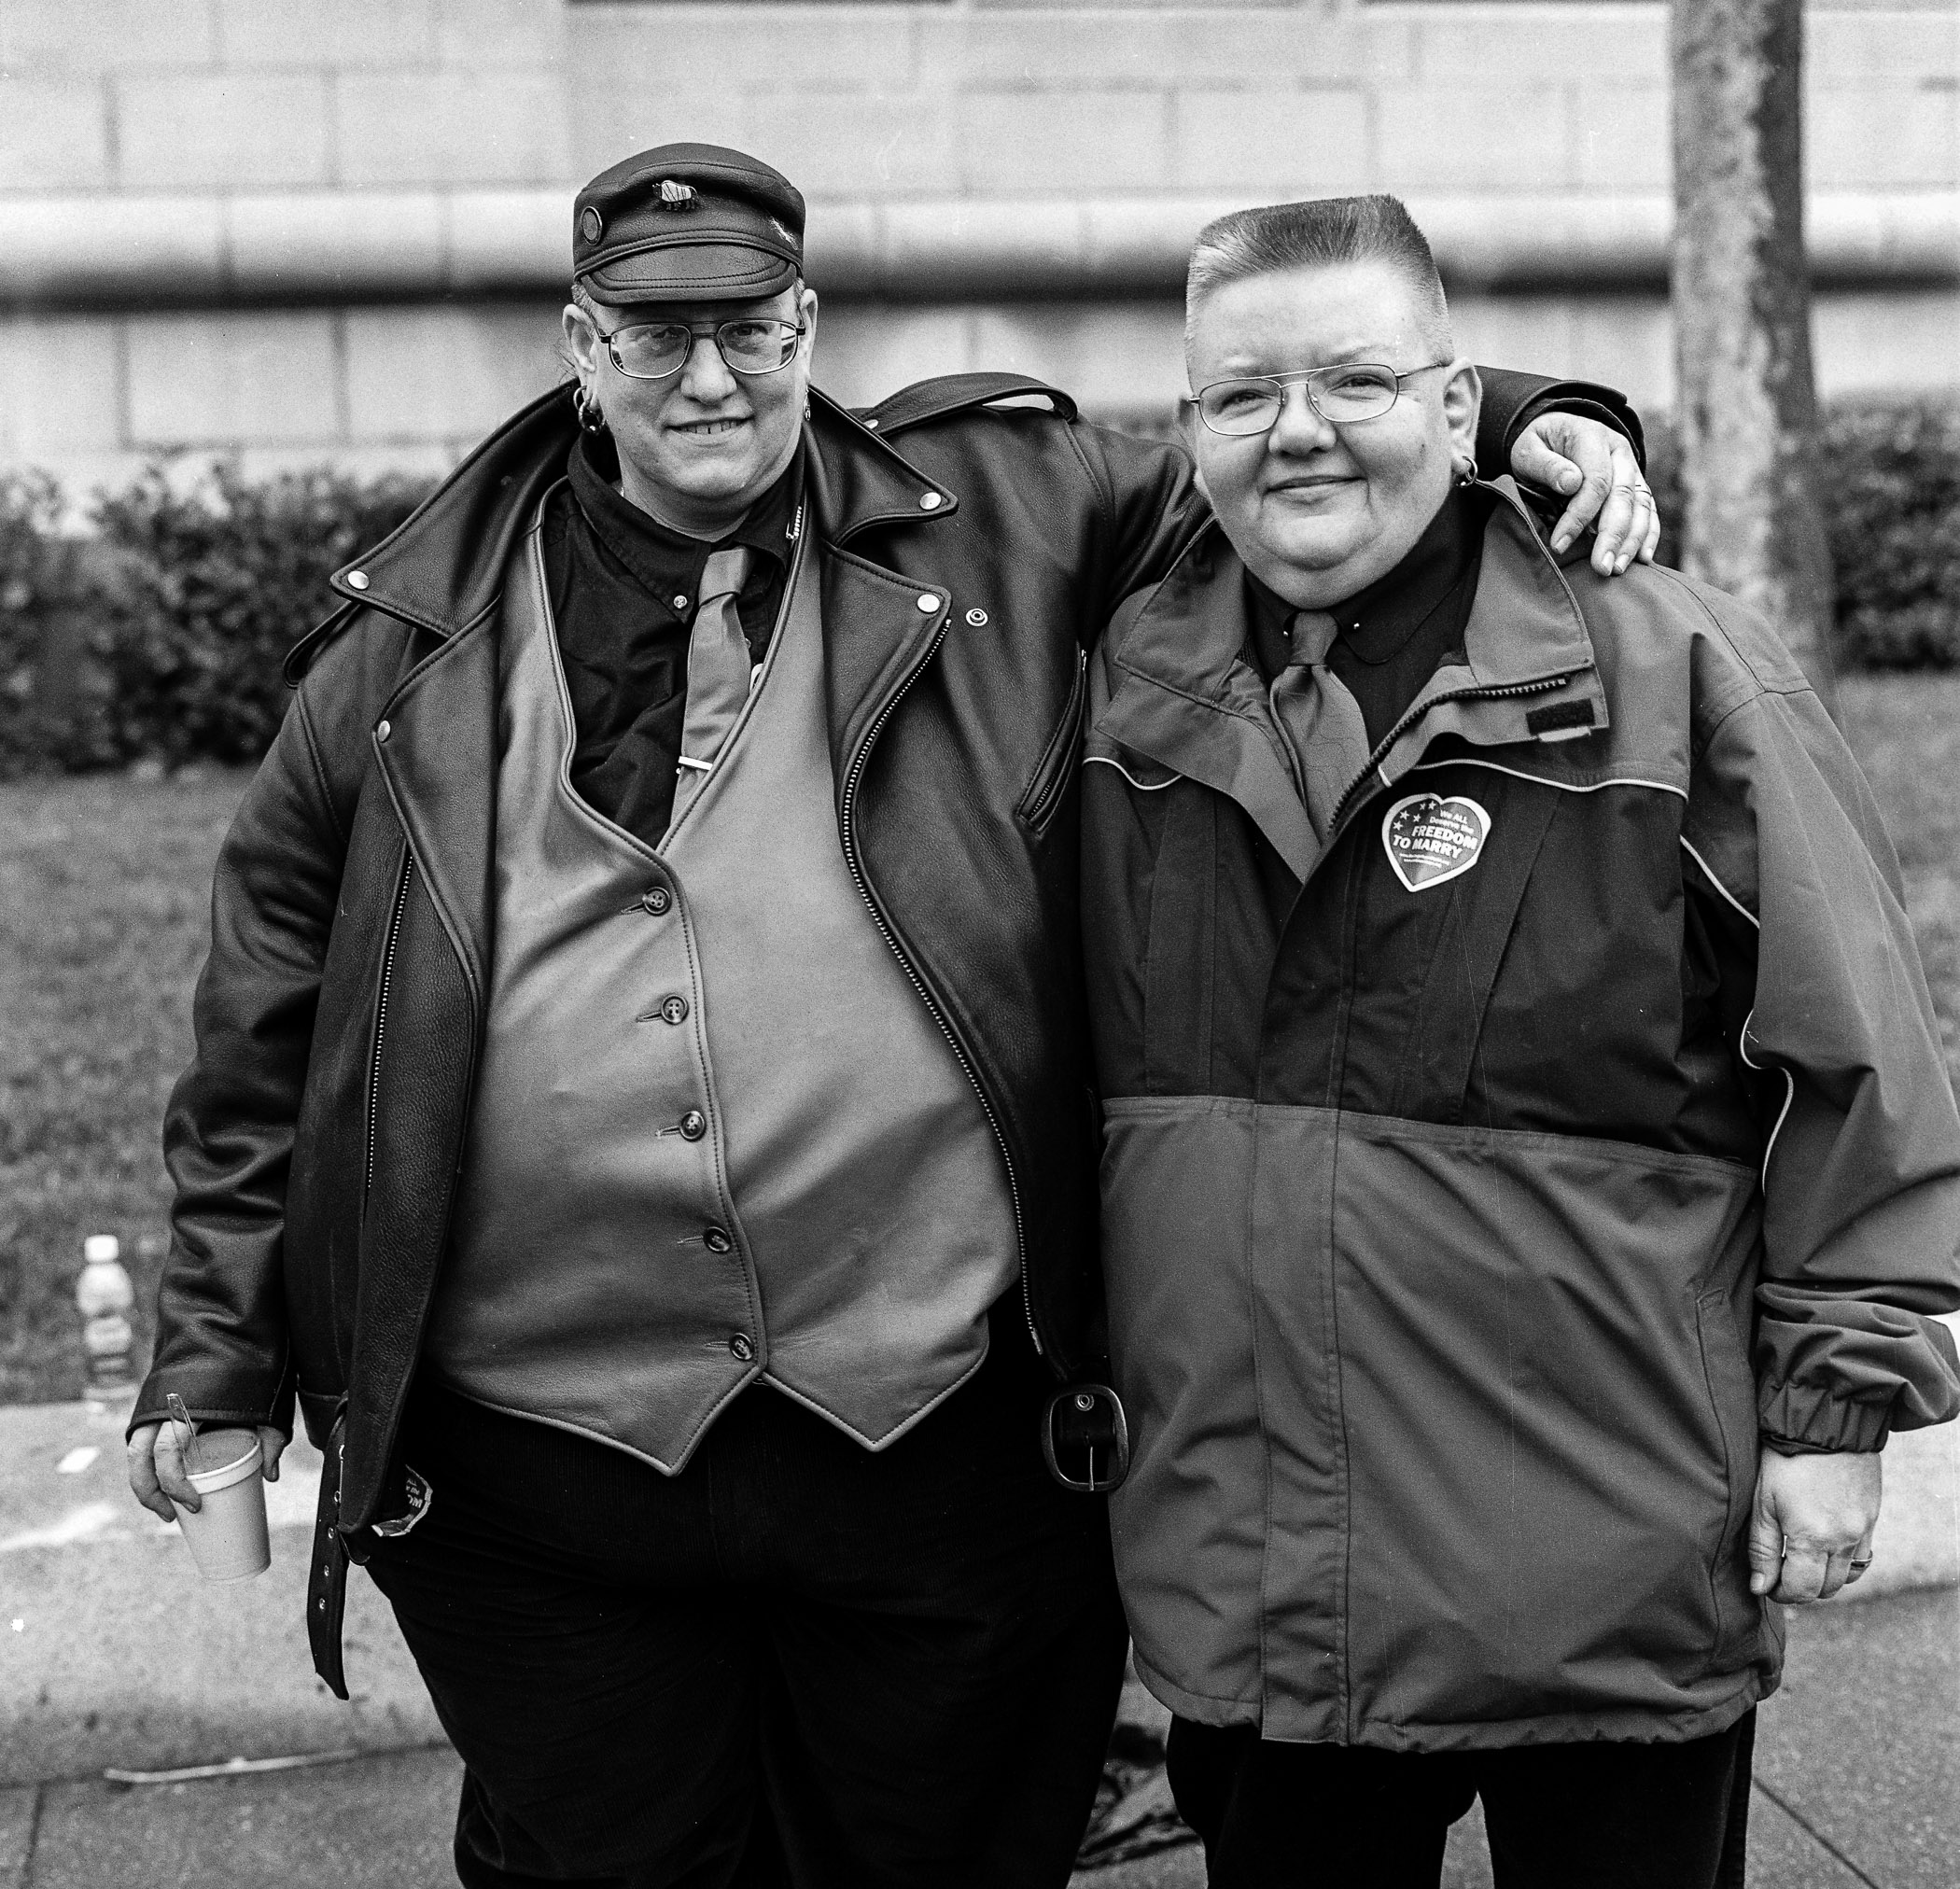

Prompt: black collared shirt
xmin=540 ymin=432 xmax=805 ymax=847
xmin=1242 ymin=487 xmax=1487 ymax=921
xmin=1244 ymin=485 xmax=1486 ymax=751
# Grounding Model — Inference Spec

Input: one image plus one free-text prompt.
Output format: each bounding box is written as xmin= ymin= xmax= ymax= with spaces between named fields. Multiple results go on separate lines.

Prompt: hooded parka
xmin=1081 ymin=483 xmax=1960 ymax=1752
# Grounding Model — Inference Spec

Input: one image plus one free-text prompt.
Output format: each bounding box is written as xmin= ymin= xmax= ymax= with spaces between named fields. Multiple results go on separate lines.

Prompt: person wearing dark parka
xmin=1079 ymin=195 xmax=1960 ymax=1888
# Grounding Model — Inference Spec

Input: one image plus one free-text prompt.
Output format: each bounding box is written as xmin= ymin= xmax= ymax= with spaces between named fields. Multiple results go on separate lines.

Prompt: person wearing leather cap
xmin=126 ymin=143 xmax=1659 ymax=1887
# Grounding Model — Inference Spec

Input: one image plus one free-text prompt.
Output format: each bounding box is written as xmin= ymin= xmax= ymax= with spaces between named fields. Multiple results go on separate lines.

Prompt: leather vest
xmin=424 ymin=494 xmax=1017 ymax=1471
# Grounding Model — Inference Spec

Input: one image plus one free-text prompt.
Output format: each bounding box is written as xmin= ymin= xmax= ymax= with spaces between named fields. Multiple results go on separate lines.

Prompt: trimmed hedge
xmin=1 ymin=399 xmax=1956 ymax=775
xmin=0 ymin=462 xmax=431 ymax=777
xmin=89 ymin=463 xmax=432 ymax=769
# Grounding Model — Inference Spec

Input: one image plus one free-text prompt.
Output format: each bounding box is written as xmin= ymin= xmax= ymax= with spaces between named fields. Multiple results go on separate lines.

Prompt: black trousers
xmin=366 ymin=1333 xmax=1128 ymax=1889
xmin=1166 ymin=1710 xmax=1756 ymax=1889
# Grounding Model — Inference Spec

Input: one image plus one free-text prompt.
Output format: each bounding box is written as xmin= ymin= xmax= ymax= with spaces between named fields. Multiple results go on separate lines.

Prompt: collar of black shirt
xmin=567 ymin=430 xmax=803 ymax=617
xmin=1243 ymin=485 xmax=1483 ymax=682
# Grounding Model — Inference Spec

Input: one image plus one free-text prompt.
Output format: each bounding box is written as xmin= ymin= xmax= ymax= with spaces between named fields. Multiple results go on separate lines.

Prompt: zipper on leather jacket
xmin=838 ymin=622 xmax=1041 ymax=1359
xmin=364 ymin=852 xmax=414 ymax=1210
xmin=1326 ymin=671 xmax=1572 ymax=836
xmin=1018 ymin=646 xmax=1089 ymax=836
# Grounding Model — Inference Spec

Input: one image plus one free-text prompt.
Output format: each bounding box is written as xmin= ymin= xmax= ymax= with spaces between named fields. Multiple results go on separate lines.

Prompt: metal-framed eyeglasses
xmin=1187 ymin=360 xmax=1454 ymax=437
xmin=589 ymin=316 xmax=808 ymax=382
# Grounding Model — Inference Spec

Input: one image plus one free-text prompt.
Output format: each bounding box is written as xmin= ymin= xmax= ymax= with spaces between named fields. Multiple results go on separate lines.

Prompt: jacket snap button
xmin=640 ymin=887 xmax=671 ymax=916
xmin=346 ymin=570 xmax=370 ymax=591
xmin=659 ymin=994 xmax=689 ymax=1026
xmin=679 ymin=1109 xmax=707 ymax=1141
xmin=965 ymin=608 xmax=987 ymax=626
xmin=918 ymin=492 xmax=942 ymax=511
xmin=375 ymin=720 xmax=391 ymax=742
xmin=917 ymin=593 xmax=941 ymax=613
xmin=729 ymin=1332 xmax=755 ymax=1362
xmin=704 ymin=1224 xmax=733 ymax=1254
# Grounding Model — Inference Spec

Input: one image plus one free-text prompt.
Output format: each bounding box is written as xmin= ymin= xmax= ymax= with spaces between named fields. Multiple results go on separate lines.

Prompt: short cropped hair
xmin=1185 ymin=194 xmax=1452 ymax=360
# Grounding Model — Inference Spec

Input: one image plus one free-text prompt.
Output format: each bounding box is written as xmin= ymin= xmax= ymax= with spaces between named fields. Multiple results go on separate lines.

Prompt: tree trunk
xmin=1671 ymin=0 xmax=1838 ymax=716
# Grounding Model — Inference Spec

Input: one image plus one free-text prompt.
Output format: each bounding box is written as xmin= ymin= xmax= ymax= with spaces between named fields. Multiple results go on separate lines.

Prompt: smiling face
xmin=1186 ymin=259 xmax=1480 ymax=608
xmin=562 ymin=283 xmax=817 ymax=538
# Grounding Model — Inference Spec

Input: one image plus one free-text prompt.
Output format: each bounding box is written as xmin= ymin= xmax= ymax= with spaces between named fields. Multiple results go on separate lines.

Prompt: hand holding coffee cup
xmin=174 ymin=1427 xmax=273 ymax=1581
xmin=127 ymin=1412 xmax=287 ymax=1582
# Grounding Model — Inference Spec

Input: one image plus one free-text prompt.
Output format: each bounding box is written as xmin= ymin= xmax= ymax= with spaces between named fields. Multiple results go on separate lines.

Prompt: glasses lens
xmin=719 ymin=320 xmax=799 ymax=373
xmin=1198 ymin=380 xmax=1283 ymax=436
xmin=609 ymin=325 xmax=692 ymax=379
xmin=1312 ymin=365 xmax=1399 ymax=422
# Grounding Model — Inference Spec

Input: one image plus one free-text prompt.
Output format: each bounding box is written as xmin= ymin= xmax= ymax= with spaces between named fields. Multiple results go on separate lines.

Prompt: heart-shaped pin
xmin=1382 ymin=792 xmax=1491 ymax=891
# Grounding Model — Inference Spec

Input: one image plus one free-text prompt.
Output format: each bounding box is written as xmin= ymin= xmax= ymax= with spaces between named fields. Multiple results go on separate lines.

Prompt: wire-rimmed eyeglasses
xmin=590 ymin=316 xmax=808 ymax=382
xmin=1187 ymin=360 xmax=1454 ymax=437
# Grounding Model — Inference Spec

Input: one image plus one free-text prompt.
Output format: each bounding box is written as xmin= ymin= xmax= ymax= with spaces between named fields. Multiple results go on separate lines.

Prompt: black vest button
xmin=640 ymin=887 xmax=672 ymax=915
xmin=729 ymin=1332 xmax=755 ymax=1363
xmin=679 ymin=1110 xmax=707 ymax=1140
xmin=704 ymin=1224 xmax=733 ymax=1253
xmin=659 ymin=994 xmax=689 ymax=1026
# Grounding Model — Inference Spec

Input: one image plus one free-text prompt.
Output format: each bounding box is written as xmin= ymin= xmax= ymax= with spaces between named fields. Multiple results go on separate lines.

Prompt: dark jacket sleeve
xmin=1682 ymin=587 xmax=1960 ymax=1451
xmin=1477 ymin=369 xmax=1646 ymax=475
xmin=1074 ymin=423 xmax=1207 ymax=618
xmin=129 ymin=683 xmax=351 ymax=1440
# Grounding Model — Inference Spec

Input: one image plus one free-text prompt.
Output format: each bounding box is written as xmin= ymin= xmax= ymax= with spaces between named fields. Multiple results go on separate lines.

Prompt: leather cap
xmin=573 ymin=143 xmax=804 ymax=305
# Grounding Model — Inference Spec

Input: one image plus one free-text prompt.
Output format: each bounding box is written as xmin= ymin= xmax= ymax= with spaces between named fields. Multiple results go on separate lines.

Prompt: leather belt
xmin=306 ymin=1406 xmax=435 ymax=1700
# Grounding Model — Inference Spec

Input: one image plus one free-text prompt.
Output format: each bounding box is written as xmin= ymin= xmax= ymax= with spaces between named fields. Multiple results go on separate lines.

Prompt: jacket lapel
xmin=328 ymin=385 xmax=575 ymax=636
xmin=804 ymin=393 xmax=962 ymax=771
xmin=370 ymin=607 xmax=498 ymax=1010
xmin=1093 ymin=527 xmax=1322 ymax=879
xmin=317 ymin=392 xmax=580 ymax=1002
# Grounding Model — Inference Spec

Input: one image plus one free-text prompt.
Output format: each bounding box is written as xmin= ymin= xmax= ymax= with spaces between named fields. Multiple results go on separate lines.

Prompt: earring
xmin=573 ymin=385 xmax=607 ymax=435
xmin=1453 ymin=453 xmax=1478 ymax=488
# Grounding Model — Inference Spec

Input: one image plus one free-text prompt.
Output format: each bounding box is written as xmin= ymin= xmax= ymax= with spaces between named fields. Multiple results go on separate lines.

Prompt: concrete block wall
xmin=0 ymin=0 xmax=575 ymax=491
xmin=565 ymin=2 xmax=1953 ymax=208
xmin=0 ymin=0 xmax=1953 ymax=493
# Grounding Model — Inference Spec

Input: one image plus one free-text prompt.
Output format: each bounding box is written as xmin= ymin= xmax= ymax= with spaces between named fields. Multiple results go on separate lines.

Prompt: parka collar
xmin=320 ymin=384 xmax=955 ymax=642
xmin=1095 ymin=524 xmax=1322 ymax=877
xmin=1092 ymin=481 xmax=1611 ymax=877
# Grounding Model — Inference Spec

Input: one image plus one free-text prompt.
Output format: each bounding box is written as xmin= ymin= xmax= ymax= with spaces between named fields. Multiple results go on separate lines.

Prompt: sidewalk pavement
xmin=3 ymin=1394 xmax=1954 ymax=1887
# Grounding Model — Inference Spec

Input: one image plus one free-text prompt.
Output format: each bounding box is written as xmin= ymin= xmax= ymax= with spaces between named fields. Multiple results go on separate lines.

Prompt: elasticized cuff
xmin=1757 ymin=1385 xmax=1894 ymax=1455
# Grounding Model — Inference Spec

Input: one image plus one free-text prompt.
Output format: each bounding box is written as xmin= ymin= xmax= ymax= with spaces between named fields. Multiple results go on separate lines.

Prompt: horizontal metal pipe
xmin=0 ymin=188 xmax=1952 ymax=311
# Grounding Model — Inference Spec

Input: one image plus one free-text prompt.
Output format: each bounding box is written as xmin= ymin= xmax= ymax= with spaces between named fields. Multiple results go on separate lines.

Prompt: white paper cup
xmin=179 ymin=1429 xmax=271 ymax=1583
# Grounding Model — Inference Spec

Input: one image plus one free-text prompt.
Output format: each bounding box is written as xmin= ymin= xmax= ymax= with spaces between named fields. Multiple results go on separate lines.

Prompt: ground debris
xmin=1074 ymin=1721 xmax=1199 ymax=1870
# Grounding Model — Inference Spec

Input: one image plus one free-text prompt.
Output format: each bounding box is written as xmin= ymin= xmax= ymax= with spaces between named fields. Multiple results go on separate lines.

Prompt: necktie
xmin=1267 ymin=609 xmax=1373 ymax=845
xmin=668 ymin=546 xmax=755 ymax=828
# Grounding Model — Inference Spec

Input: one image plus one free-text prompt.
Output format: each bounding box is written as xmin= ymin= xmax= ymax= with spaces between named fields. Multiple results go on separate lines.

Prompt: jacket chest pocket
xmin=364 ymin=842 xmax=414 ymax=1215
xmin=1372 ymin=777 xmax=1561 ymax=1124
xmin=1015 ymin=646 xmax=1087 ymax=836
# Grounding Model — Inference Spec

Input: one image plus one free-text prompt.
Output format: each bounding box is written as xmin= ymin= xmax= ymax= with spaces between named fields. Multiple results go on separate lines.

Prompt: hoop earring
xmin=573 ymin=385 xmax=607 ymax=435
xmin=1453 ymin=453 xmax=1478 ymax=489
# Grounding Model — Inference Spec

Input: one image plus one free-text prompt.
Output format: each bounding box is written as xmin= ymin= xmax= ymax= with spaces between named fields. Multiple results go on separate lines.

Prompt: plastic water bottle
xmin=76 ymin=1234 xmax=136 ymax=1394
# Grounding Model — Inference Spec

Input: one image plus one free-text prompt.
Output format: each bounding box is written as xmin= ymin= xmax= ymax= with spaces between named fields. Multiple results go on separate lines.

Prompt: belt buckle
xmin=1042 ymin=1384 xmax=1130 ymax=1493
